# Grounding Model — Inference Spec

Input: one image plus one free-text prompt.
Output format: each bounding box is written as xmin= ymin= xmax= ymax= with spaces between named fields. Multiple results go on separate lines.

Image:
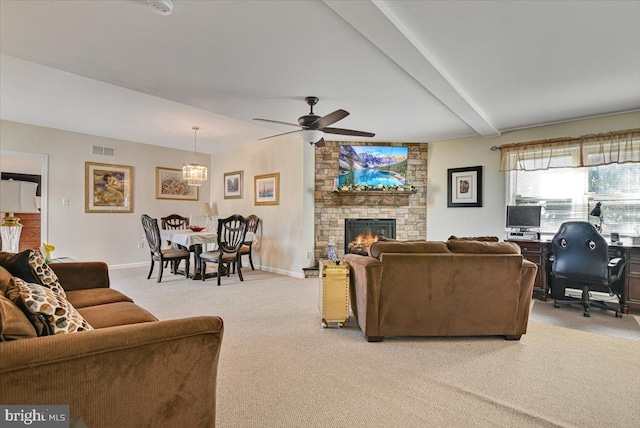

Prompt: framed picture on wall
xmin=254 ymin=172 xmax=280 ymax=206
xmin=85 ymin=162 xmax=133 ymax=213
xmin=447 ymin=165 xmax=483 ymax=208
xmin=155 ymin=167 xmax=198 ymax=201
xmin=224 ymin=170 xmax=243 ymax=199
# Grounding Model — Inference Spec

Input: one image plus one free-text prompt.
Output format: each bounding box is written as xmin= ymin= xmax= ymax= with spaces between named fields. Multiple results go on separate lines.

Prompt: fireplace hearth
xmin=345 ymin=219 xmax=396 ymax=255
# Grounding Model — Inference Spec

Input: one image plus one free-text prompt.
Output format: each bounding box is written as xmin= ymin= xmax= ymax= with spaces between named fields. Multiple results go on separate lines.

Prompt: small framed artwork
xmin=254 ymin=172 xmax=280 ymax=206
xmin=224 ymin=170 xmax=243 ymax=199
xmin=85 ymin=162 xmax=133 ymax=213
xmin=447 ymin=166 xmax=483 ymax=208
xmin=155 ymin=167 xmax=198 ymax=201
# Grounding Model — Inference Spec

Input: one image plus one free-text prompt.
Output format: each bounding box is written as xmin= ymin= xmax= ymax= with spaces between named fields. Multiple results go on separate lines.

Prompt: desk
xmin=508 ymin=240 xmax=640 ymax=313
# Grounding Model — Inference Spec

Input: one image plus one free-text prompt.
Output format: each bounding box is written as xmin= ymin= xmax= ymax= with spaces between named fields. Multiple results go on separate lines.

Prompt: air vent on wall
xmin=92 ymin=146 xmax=116 ymax=157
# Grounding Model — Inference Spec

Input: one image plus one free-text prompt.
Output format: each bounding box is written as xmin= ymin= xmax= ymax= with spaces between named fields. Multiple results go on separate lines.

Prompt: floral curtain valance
xmin=499 ymin=128 xmax=640 ymax=172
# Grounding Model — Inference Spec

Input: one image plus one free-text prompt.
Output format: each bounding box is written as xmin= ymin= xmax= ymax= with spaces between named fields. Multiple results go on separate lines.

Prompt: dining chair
xmin=161 ymin=214 xmax=193 ymax=269
xmin=141 ymin=214 xmax=191 ymax=283
xmin=240 ymin=214 xmax=260 ymax=270
xmin=200 ymin=214 xmax=248 ymax=285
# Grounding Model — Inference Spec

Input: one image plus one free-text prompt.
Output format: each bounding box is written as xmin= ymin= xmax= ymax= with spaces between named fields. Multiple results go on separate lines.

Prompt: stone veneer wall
xmin=314 ymin=141 xmax=428 ymax=262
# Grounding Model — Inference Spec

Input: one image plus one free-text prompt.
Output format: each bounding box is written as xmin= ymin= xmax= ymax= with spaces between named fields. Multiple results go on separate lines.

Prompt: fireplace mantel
xmin=332 ymin=190 xmax=416 ymax=206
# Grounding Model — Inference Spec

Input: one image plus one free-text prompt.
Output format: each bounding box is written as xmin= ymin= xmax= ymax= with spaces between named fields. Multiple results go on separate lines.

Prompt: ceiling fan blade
xmin=253 ymin=118 xmax=302 ymax=128
xmin=314 ymin=138 xmax=326 ymax=148
xmin=321 ymin=127 xmax=375 ymax=138
xmin=258 ymin=129 xmax=301 ymax=141
xmin=311 ymin=109 xmax=349 ymax=129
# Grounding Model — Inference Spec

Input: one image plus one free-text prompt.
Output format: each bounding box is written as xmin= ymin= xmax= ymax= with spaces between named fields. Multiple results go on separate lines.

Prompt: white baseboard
xmin=108 ymin=262 xmax=148 ymax=270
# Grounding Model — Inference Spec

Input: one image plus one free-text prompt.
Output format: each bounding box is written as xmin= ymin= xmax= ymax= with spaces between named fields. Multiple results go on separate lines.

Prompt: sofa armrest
xmin=0 ymin=316 xmax=223 ymax=428
xmin=49 ymin=262 xmax=110 ymax=290
xmin=344 ymin=254 xmax=383 ymax=337
xmin=516 ymin=259 xmax=537 ymax=334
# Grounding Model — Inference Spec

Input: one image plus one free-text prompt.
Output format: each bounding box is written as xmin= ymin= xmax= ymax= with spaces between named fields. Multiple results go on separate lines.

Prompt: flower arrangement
xmin=332 ymin=183 xmax=416 ymax=192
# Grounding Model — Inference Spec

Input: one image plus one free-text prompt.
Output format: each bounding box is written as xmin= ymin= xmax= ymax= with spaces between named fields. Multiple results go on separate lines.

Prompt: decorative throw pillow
xmin=27 ymin=250 xmax=66 ymax=298
xmin=0 ymin=265 xmax=13 ymax=295
xmin=7 ymin=278 xmax=92 ymax=335
xmin=0 ymin=250 xmax=66 ymax=297
xmin=0 ymin=294 xmax=38 ymax=341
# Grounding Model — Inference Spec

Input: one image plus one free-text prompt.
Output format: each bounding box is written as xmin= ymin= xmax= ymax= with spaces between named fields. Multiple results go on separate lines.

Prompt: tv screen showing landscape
xmin=338 ymin=145 xmax=408 ymax=187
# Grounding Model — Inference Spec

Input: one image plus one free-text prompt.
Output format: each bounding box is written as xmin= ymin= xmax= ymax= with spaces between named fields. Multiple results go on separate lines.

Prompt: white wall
xmin=0 ymin=120 xmax=211 ymax=267
xmin=427 ymin=111 xmax=640 ymax=241
xmin=209 ymin=134 xmax=314 ymax=278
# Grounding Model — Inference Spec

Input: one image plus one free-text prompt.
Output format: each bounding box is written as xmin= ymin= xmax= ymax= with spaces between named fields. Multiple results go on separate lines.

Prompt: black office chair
xmin=550 ymin=221 xmax=625 ymax=318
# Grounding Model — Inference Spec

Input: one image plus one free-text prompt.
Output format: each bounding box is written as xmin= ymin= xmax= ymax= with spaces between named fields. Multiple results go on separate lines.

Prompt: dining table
xmin=160 ymin=229 xmax=255 ymax=280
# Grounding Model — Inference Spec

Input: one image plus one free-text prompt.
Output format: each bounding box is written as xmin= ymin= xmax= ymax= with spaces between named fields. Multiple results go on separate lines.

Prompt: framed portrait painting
xmin=85 ymin=162 xmax=133 ymax=213
xmin=254 ymin=172 xmax=280 ymax=206
xmin=155 ymin=167 xmax=198 ymax=201
xmin=224 ymin=170 xmax=243 ymax=199
xmin=447 ymin=166 xmax=483 ymax=208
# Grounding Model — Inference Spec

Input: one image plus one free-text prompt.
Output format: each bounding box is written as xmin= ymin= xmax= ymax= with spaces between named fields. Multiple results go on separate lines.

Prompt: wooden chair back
xmin=217 ymin=215 xmax=248 ymax=256
xmin=161 ymin=214 xmax=190 ymax=230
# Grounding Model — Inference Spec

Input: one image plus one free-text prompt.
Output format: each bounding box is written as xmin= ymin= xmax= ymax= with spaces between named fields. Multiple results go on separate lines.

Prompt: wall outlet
xmin=137 ymin=242 xmax=144 ymax=249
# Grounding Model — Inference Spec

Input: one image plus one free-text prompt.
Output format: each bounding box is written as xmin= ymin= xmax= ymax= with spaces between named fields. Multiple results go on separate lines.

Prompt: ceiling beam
xmin=324 ymin=0 xmax=500 ymax=138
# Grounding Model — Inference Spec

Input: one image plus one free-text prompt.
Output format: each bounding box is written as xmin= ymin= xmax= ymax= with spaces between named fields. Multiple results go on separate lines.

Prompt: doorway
xmin=0 ymin=150 xmax=48 ymax=250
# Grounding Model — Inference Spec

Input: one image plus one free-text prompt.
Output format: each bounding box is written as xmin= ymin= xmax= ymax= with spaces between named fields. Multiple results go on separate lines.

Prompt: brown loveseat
xmin=0 ymin=252 xmax=223 ymax=427
xmin=344 ymin=239 xmax=537 ymax=342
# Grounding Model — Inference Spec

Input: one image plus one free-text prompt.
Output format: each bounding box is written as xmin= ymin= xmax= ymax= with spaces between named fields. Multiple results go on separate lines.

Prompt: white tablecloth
xmin=160 ymin=230 xmax=255 ymax=248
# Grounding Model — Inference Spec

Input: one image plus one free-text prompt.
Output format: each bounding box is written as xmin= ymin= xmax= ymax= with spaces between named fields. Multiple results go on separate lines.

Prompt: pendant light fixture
xmin=182 ymin=126 xmax=208 ymax=186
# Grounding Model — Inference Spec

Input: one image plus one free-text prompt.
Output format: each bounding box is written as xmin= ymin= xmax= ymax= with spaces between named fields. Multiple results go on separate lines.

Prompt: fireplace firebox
xmin=345 ymin=219 xmax=396 ymax=255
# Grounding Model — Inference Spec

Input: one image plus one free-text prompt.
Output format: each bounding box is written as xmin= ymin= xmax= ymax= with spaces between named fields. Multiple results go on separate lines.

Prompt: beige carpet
xmin=109 ymin=267 xmax=640 ymax=427
xmin=530 ymin=300 xmax=640 ymax=341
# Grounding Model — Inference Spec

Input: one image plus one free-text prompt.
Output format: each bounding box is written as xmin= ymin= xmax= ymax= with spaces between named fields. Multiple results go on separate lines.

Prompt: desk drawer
xmin=523 ymin=254 xmax=542 ymax=265
xmin=519 ymin=245 xmax=542 ymax=254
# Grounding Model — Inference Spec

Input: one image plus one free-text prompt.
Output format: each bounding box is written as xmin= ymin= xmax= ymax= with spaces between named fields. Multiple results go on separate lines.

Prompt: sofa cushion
xmin=0 ymin=294 xmax=37 ymax=341
xmin=6 ymin=277 xmax=93 ymax=336
xmin=368 ymin=240 xmax=449 ymax=259
xmin=78 ymin=302 xmax=158 ymax=329
xmin=447 ymin=235 xmax=500 ymax=242
xmin=447 ymin=240 xmax=521 ymax=254
xmin=0 ymin=250 xmax=66 ymax=297
xmin=0 ymin=265 xmax=13 ymax=295
xmin=65 ymin=288 xmax=134 ymax=309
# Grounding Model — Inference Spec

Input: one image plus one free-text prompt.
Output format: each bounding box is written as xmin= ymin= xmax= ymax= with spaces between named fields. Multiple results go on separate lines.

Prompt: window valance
xmin=499 ymin=128 xmax=640 ymax=172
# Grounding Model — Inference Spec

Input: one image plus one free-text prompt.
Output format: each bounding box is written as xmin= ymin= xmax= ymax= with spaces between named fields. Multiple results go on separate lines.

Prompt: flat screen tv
xmin=338 ymin=145 xmax=408 ymax=187
xmin=506 ymin=205 xmax=541 ymax=230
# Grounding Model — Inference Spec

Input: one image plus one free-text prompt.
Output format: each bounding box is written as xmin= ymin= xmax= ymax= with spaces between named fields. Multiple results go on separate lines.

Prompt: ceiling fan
xmin=253 ymin=96 xmax=375 ymax=147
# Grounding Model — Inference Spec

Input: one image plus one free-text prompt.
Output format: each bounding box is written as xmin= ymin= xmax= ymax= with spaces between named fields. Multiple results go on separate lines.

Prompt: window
xmin=508 ymin=163 xmax=640 ymax=234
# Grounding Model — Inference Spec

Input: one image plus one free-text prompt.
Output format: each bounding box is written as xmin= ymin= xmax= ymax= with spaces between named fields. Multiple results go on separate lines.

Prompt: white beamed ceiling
xmin=1 ymin=0 xmax=638 ymax=153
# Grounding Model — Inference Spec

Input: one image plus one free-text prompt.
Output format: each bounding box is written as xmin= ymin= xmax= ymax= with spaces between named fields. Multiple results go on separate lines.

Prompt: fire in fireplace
xmin=344 ymin=219 xmax=396 ymax=255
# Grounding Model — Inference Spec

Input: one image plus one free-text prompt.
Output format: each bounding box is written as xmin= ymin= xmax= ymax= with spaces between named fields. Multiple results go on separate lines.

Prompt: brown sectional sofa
xmin=0 ymin=254 xmax=223 ymax=427
xmin=344 ymin=239 xmax=537 ymax=342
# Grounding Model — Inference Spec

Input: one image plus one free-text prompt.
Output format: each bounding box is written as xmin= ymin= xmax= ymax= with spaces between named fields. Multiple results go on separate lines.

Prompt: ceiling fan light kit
xmin=149 ymin=0 xmax=173 ymax=16
xmin=254 ymin=96 xmax=375 ymax=148
xmin=182 ymin=126 xmax=208 ymax=186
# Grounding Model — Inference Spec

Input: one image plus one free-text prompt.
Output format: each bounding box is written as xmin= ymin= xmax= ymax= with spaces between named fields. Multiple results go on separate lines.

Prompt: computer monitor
xmin=506 ymin=205 xmax=541 ymax=231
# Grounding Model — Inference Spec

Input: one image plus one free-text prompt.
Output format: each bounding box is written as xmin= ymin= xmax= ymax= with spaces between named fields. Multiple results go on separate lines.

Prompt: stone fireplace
xmin=345 ymin=218 xmax=396 ymax=255
xmin=314 ymin=141 xmax=427 ymax=262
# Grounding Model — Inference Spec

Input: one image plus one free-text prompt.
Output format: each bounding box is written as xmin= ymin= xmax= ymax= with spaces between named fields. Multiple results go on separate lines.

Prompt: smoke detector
xmin=149 ymin=0 xmax=173 ymax=16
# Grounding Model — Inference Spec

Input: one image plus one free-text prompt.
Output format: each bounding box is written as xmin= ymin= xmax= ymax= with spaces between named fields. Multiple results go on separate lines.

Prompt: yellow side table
xmin=318 ymin=259 xmax=350 ymax=328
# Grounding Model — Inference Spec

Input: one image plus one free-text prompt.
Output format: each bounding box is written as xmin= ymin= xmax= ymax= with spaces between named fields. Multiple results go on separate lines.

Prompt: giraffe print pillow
xmin=27 ymin=250 xmax=66 ymax=298
xmin=8 ymin=278 xmax=92 ymax=335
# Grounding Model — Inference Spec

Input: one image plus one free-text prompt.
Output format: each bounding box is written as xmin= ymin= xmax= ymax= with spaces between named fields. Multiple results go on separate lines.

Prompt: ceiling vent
xmin=149 ymin=0 xmax=173 ymax=16
xmin=92 ymin=146 xmax=116 ymax=157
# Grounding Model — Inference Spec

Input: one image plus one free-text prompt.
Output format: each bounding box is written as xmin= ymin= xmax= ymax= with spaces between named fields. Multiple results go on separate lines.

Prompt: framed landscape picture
xmin=224 ymin=170 xmax=243 ymax=199
xmin=447 ymin=165 xmax=483 ymax=208
xmin=254 ymin=172 xmax=279 ymax=206
xmin=155 ymin=167 xmax=198 ymax=201
xmin=85 ymin=162 xmax=133 ymax=213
